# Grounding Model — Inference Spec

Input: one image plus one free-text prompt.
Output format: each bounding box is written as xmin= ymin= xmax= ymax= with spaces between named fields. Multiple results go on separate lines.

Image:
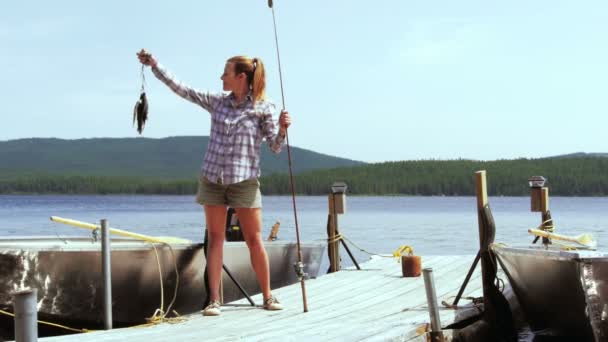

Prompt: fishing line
xmin=267 ymin=0 xmax=309 ymax=313
xmin=140 ymin=64 xmax=147 ymax=92
xmin=269 ymin=0 xmax=286 ymax=109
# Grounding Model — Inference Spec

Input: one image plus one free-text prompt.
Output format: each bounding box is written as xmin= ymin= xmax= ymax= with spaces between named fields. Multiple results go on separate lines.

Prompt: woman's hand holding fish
xmin=137 ymin=49 xmax=157 ymax=67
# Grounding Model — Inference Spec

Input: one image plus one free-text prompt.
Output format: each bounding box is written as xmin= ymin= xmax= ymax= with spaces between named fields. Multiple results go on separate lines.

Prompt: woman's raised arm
xmin=136 ymin=49 xmax=219 ymax=113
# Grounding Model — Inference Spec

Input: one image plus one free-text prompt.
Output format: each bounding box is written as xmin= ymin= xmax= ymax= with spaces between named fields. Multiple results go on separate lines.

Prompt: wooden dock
xmin=42 ymin=255 xmax=483 ymax=341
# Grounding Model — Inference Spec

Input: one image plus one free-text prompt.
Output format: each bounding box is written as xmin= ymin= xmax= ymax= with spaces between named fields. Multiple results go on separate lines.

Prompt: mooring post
xmin=540 ymin=187 xmax=551 ymax=245
xmin=101 ymin=219 xmax=113 ymax=330
xmin=423 ymin=268 xmax=444 ymax=342
xmin=452 ymin=170 xmax=490 ymax=306
xmin=327 ymin=194 xmax=340 ymax=272
xmin=528 ymin=176 xmax=551 ymax=244
xmin=540 ymin=187 xmax=549 ymax=214
xmin=327 ymin=182 xmax=348 ymax=273
xmin=13 ymin=288 xmax=38 ymax=342
xmin=475 ymin=170 xmax=493 ymax=303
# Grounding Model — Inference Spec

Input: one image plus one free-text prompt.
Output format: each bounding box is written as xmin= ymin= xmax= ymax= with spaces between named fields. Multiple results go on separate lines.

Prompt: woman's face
xmin=221 ymin=62 xmax=240 ymax=92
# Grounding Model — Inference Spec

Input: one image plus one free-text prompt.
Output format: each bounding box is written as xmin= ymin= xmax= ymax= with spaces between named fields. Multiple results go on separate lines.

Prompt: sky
xmin=1 ymin=1 xmax=606 ymax=163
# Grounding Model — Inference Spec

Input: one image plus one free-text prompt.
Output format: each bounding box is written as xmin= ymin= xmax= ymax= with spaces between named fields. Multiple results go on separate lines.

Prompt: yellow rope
xmin=0 ymin=309 xmax=93 ymax=333
xmin=327 ymin=233 xmax=390 ymax=257
xmin=392 ymin=245 xmax=414 ymax=262
xmin=143 ymin=242 xmax=186 ymax=325
xmin=327 ymin=233 xmax=411 ymax=260
xmin=441 ymin=295 xmax=484 ymax=310
xmin=533 ymin=219 xmax=590 ymax=250
xmin=326 ymin=233 xmax=343 ymax=244
xmin=0 ymin=241 xmax=186 ymax=335
xmin=0 ymin=216 xmax=191 ymax=335
xmin=538 ymin=218 xmax=554 ymax=232
xmin=149 ymin=244 xmax=165 ymax=320
xmin=549 ymin=240 xmax=582 ymax=251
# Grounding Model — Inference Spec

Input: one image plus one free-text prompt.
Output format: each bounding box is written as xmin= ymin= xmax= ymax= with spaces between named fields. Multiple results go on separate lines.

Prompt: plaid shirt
xmin=152 ymin=64 xmax=285 ymax=185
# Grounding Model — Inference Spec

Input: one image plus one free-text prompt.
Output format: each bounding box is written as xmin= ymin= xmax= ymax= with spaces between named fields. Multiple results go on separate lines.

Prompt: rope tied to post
xmin=326 ymin=233 xmax=344 ymax=244
xmin=327 ymin=232 xmax=413 ymax=260
xmin=538 ymin=218 xmax=555 ymax=233
xmin=0 ymin=308 xmax=93 ymax=333
xmin=49 ymin=216 xmax=187 ymax=327
xmin=142 ymin=242 xmax=187 ymax=326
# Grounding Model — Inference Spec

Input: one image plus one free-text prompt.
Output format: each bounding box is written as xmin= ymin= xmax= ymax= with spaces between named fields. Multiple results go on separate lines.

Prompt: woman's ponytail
xmin=251 ymin=57 xmax=266 ymax=102
xmin=228 ymin=56 xmax=267 ymax=103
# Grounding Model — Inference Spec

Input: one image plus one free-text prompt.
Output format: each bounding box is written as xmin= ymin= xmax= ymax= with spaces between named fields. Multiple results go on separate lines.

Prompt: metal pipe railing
xmin=13 ymin=288 xmax=38 ymax=342
xmin=423 ymin=268 xmax=444 ymax=341
xmin=101 ymin=219 xmax=113 ymax=330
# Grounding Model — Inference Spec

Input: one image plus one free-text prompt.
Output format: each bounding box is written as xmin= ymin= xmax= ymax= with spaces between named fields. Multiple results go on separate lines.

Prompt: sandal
xmin=263 ymin=296 xmax=283 ymax=311
xmin=202 ymin=300 xmax=221 ymax=316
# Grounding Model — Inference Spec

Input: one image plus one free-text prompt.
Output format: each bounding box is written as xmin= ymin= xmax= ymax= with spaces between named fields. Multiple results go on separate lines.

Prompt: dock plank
xmin=41 ymin=255 xmax=483 ymax=342
xmin=250 ymin=257 xmax=474 ymax=340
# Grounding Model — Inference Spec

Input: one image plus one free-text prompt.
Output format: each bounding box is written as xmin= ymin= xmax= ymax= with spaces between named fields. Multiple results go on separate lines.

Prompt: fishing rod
xmin=267 ymin=0 xmax=308 ymax=313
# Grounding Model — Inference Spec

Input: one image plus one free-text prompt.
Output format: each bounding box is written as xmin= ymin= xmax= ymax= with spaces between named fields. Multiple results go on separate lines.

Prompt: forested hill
xmin=0 ymin=137 xmax=363 ymax=180
xmin=549 ymin=152 xmax=608 ymax=158
xmin=261 ymin=157 xmax=608 ymax=196
xmin=0 ymin=137 xmax=606 ymax=195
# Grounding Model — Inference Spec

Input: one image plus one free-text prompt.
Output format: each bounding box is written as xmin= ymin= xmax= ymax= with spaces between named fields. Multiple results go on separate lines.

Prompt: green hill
xmin=1 ymin=137 xmax=606 ymax=196
xmin=548 ymin=152 xmax=608 ymax=159
xmin=260 ymin=157 xmax=608 ymax=196
xmin=0 ymin=136 xmax=364 ymax=181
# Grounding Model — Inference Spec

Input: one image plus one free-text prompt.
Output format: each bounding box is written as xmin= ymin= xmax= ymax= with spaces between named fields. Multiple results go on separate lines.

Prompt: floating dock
xmin=41 ymin=255 xmax=482 ymax=341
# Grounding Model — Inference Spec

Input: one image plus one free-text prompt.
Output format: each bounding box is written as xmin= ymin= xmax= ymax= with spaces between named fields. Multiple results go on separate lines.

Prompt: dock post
xmin=539 ymin=187 xmax=552 ymax=245
xmin=528 ymin=176 xmax=552 ymax=245
xmin=101 ymin=219 xmax=113 ymax=330
xmin=422 ymin=268 xmax=444 ymax=342
xmin=453 ymin=171 xmax=490 ymax=305
xmin=13 ymin=288 xmax=38 ymax=342
xmin=327 ymin=190 xmax=341 ymax=273
xmin=327 ymin=182 xmax=360 ymax=272
xmin=328 ymin=182 xmax=350 ymax=273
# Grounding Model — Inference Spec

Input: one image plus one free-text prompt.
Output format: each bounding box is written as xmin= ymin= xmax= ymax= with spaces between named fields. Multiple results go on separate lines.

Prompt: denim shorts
xmin=196 ymin=176 xmax=262 ymax=208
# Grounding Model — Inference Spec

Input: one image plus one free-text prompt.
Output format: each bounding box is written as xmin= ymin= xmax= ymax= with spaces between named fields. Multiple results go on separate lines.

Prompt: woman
xmin=137 ymin=49 xmax=290 ymax=316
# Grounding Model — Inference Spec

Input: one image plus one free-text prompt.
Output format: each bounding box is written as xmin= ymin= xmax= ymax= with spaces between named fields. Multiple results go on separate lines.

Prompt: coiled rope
xmin=139 ymin=242 xmax=186 ymax=326
xmin=531 ymin=219 xmax=587 ymax=250
xmin=538 ymin=218 xmax=555 ymax=232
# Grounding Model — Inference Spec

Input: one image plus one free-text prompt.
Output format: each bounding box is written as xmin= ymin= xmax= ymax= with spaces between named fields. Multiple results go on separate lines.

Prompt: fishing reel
xmin=91 ymin=227 xmax=99 ymax=243
xmin=293 ymin=261 xmax=308 ymax=280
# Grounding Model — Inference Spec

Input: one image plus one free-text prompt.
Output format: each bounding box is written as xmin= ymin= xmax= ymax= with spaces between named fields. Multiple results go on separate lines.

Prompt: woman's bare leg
xmin=235 ymin=207 xmax=272 ymax=299
xmin=204 ymin=204 xmax=227 ymax=302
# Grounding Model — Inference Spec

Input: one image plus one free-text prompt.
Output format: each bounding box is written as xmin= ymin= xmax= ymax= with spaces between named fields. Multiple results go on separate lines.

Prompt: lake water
xmin=1 ymin=195 xmax=606 ymax=340
xmin=1 ymin=195 xmax=607 ymax=269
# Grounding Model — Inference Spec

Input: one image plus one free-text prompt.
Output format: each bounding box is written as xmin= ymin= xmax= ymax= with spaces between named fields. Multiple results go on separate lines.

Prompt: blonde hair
xmin=227 ymin=56 xmax=266 ymax=102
